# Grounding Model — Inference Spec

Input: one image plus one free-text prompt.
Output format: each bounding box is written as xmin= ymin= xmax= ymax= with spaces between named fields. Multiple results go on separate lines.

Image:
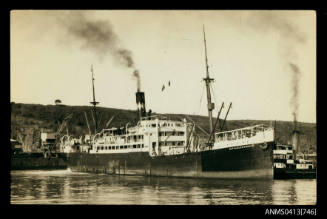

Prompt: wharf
xmin=11 ymin=153 xmax=68 ymax=170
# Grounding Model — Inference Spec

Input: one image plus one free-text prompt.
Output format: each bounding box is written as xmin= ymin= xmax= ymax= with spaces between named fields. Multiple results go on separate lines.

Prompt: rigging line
xmin=210 ymin=83 xmax=219 ymax=106
xmin=196 ymin=83 xmax=206 ymax=115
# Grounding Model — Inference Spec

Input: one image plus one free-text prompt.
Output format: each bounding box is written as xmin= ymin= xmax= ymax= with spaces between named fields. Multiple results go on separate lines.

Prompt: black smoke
xmin=133 ymin=70 xmax=141 ymax=92
xmin=289 ymin=62 xmax=301 ymax=124
xmin=58 ymin=11 xmax=141 ymax=91
xmin=244 ymin=11 xmax=307 ymax=122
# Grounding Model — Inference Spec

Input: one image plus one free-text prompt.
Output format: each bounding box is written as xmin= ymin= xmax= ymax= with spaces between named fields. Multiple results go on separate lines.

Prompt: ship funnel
xmin=136 ymin=91 xmax=146 ymax=119
xmin=292 ymin=120 xmax=300 ymax=160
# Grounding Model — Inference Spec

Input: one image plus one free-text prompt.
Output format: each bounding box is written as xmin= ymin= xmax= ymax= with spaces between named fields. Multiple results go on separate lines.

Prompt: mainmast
xmin=90 ymin=65 xmax=100 ymax=133
xmin=202 ymin=26 xmax=215 ymax=134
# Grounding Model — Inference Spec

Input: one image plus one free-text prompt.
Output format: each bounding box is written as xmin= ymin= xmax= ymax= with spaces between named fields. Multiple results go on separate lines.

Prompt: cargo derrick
xmin=219 ymin=103 xmax=232 ymax=131
xmin=207 ymin=102 xmax=224 ymax=144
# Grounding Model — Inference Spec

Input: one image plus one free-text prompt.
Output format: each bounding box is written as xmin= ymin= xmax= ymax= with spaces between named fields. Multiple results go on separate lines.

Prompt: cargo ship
xmin=66 ymin=27 xmax=276 ymax=179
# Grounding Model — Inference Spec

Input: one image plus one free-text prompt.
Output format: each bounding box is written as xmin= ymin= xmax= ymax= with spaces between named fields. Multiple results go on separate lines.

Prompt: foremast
xmin=202 ymin=26 xmax=215 ymax=135
xmin=90 ymin=65 xmax=100 ymax=133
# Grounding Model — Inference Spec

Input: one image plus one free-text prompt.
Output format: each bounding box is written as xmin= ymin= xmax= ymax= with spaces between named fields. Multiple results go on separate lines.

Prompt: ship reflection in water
xmin=10 ymin=169 xmax=316 ymax=205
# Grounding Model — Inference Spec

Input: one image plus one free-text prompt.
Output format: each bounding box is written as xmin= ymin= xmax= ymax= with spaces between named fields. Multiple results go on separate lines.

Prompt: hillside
xmin=10 ymin=102 xmax=316 ymax=153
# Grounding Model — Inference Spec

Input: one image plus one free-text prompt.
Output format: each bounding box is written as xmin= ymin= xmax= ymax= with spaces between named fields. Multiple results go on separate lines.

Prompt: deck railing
xmin=213 ymin=124 xmax=274 ymax=149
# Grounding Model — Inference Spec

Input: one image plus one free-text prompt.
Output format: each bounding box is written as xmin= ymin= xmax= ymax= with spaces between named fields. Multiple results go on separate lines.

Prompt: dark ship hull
xmin=274 ymin=168 xmax=316 ymax=179
xmin=67 ymin=141 xmax=274 ymax=179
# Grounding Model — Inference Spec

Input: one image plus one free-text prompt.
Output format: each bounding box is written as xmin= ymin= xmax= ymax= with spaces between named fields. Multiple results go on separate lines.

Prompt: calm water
xmin=10 ymin=169 xmax=316 ymax=205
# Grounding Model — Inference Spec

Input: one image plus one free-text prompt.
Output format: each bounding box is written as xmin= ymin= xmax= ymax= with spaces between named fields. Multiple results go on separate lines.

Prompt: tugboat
xmin=66 ymin=27 xmax=276 ymax=179
xmin=273 ymin=128 xmax=316 ymax=179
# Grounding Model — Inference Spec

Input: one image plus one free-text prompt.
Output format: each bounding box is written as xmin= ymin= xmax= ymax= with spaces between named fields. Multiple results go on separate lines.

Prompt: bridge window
xmin=274 ymin=154 xmax=286 ymax=159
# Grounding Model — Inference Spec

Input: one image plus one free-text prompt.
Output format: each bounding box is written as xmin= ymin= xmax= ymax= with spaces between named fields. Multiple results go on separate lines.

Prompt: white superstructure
xmin=89 ymin=115 xmax=196 ymax=156
xmin=213 ymin=124 xmax=274 ymax=150
xmin=60 ymin=116 xmax=275 ymax=157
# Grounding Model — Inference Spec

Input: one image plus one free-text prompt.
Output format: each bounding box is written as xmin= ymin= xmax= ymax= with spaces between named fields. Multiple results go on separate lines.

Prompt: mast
xmin=90 ymin=65 xmax=100 ymax=133
xmin=202 ymin=25 xmax=215 ymax=134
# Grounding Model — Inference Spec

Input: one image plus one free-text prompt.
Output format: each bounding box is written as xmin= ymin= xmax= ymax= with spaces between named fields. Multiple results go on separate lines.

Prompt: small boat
xmin=273 ymin=144 xmax=316 ymax=179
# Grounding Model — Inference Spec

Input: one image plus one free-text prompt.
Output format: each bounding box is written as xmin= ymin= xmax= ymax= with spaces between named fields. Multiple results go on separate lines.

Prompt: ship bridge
xmin=102 ymin=127 xmax=121 ymax=136
xmin=138 ymin=115 xmax=188 ymax=129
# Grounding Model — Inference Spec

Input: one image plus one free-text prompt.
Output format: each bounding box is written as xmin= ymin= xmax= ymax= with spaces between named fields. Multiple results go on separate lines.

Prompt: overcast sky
xmin=10 ymin=10 xmax=316 ymax=123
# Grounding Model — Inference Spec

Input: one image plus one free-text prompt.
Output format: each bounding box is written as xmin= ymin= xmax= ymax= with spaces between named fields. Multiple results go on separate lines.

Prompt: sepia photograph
xmin=10 ymin=10 xmax=316 ymax=206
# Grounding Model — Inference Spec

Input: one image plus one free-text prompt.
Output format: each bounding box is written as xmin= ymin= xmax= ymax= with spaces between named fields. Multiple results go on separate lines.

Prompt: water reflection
xmin=272 ymin=179 xmax=316 ymax=205
xmin=10 ymin=170 xmax=316 ymax=205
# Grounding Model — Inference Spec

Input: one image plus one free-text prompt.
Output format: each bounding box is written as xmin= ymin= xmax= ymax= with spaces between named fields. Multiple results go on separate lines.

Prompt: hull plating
xmin=67 ymin=142 xmax=274 ymax=179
